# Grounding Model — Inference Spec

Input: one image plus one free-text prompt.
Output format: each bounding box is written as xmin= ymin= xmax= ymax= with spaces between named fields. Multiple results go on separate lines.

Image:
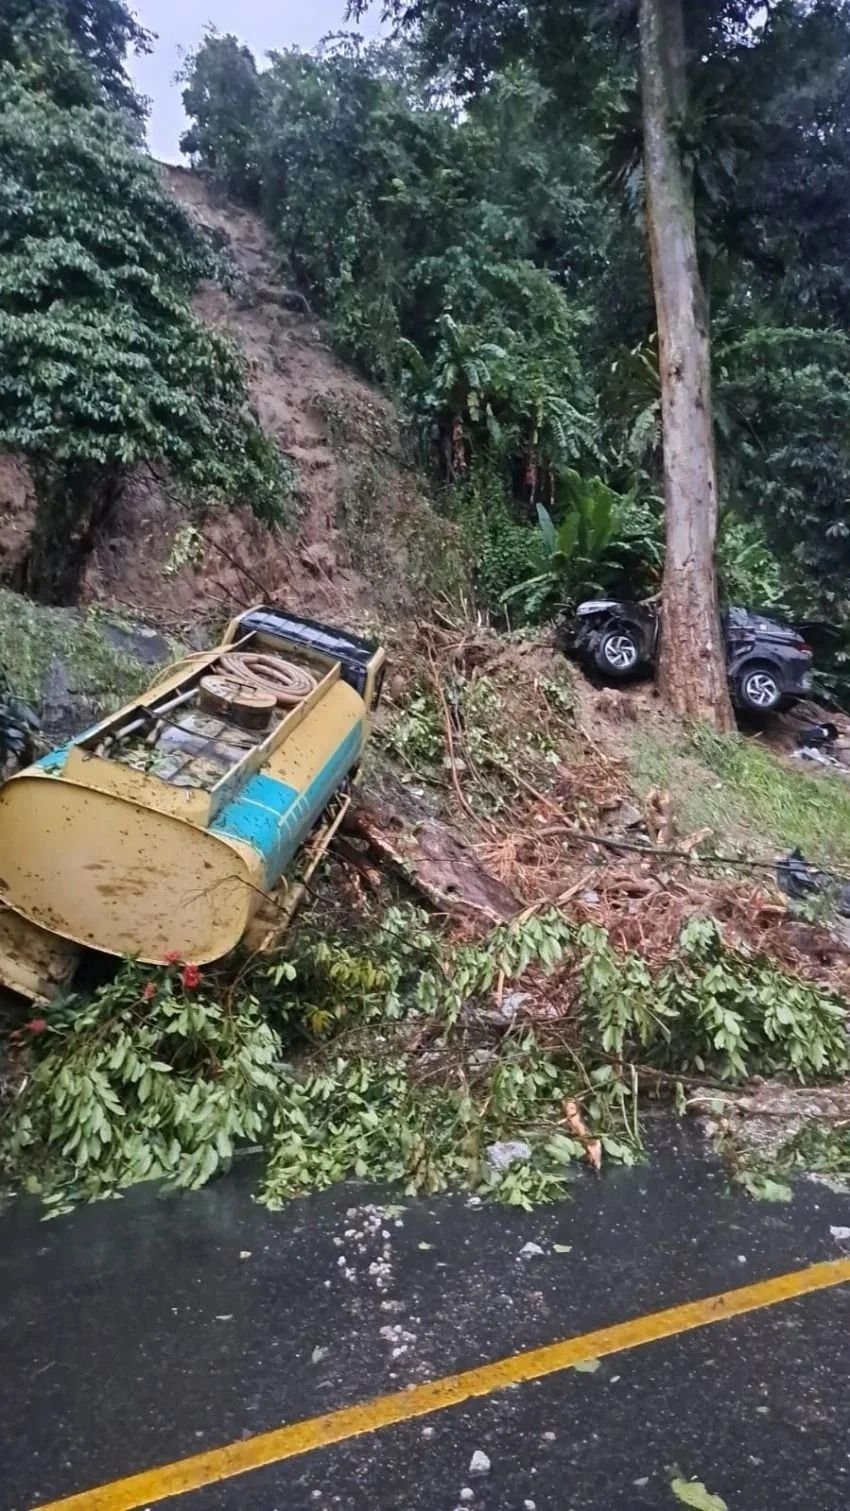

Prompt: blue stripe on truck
xmin=264 ymin=724 xmax=363 ymax=883
xmin=211 ymin=772 xmax=299 ymax=875
xmin=211 ymin=724 xmax=363 ymax=888
xmin=36 ymin=745 xmax=70 ymax=775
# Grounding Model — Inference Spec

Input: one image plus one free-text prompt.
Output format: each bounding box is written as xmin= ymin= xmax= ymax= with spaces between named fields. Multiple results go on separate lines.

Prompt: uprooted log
xmin=342 ymin=799 xmax=520 ymax=924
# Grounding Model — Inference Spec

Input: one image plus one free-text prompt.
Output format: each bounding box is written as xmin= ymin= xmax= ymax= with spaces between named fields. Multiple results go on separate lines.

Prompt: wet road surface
xmin=3 ymin=1126 xmax=850 ymax=1510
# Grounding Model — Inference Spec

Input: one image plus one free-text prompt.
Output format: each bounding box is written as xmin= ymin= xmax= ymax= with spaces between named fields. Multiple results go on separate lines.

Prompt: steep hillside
xmin=0 ymin=167 xmax=464 ymax=638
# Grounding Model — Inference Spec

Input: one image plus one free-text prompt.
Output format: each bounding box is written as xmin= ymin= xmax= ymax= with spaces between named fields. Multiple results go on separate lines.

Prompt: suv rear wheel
xmin=595 ymin=628 xmax=641 ymax=678
xmin=738 ymin=664 xmax=782 ymax=713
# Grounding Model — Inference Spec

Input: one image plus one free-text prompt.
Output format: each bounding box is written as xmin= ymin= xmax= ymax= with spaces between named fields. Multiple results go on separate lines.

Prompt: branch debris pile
xmin=365 ymin=619 xmax=850 ymax=1002
xmin=6 ymin=620 xmax=850 ymax=1213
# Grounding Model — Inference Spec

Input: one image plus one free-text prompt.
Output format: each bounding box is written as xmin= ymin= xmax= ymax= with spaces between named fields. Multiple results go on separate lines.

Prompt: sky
xmin=129 ymin=1 xmax=382 ymax=162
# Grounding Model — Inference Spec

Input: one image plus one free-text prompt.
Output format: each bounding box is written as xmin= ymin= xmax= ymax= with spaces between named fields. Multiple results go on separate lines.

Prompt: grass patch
xmin=692 ymin=726 xmax=850 ymax=868
xmin=628 ymin=723 xmax=850 ymax=870
xmin=628 ymin=730 xmax=759 ymax=850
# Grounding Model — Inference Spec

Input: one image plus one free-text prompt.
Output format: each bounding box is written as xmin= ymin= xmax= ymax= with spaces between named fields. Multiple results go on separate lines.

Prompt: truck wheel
xmin=595 ymin=628 xmax=641 ymax=679
xmin=738 ymin=665 xmax=782 ymax=713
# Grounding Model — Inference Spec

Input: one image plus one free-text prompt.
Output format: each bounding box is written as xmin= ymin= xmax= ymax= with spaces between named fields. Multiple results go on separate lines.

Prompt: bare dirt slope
xmin=0 ymin=167 xmax=462 ymax=637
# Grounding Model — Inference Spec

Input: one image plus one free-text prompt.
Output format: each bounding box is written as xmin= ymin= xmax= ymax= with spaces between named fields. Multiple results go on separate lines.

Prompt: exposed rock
xmin=518 ymin=1242 xmax=545 ymax=1261
xmin=0 ymin=588 xmax=174 ymax=744
xmin=486 ymin=1141 xmax=532 ymax=1172
xmin=469 ymin=1451 xmax=491 ymax=1477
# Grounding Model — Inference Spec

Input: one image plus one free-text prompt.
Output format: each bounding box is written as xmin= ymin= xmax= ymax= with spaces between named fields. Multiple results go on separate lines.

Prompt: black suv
xmin=567 ymin=600 xmax=813 ymax=713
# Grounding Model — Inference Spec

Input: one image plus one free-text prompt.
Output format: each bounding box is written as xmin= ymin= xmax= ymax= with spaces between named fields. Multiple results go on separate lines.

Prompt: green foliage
xmin=0 ymin=76 xmax=276 ymax=494
xmin=689 ymin=726 xmax=850 ymax=871
xmin=504 ymin=469 xmax=662 ymax=618
xmin=0 ymin=588 xmax=165 ymax=717
xmin=740 ymin=1116 xmax=850 ymax=1199
xmin=0 ymin=0 xmax=151 ymax=117
xmin=232 ymin=39 xmax=466 ymax=384
xmin=0 ymin=51 xmax=285 ymax=598
xmin=181 ymin=37 xmax=605 ymax=516
xmin=163 ymin=524 xmax=204 ymax=578
xmin=180 ymin=31 xmax=264 ymax=202
xmin=250 ymin=905 xmax=635 ymax=1208
xmin=479 ymin=509 xmax=549 ymax=616
xmin=179 ymin=13 xmax=850 ymax=636
xmin=629 ymin=723 xmax=850 ymax=874
xmin=734 ymin=1170 xmax=792 ymax=1203
xmin=3 ymin=960 xmax=282 ymax=1213
xmin=5 ymin=896 xmax=846 ymax=1215
xmin=715 ymin=514 xmax=788 ymax=614
xmin=581 ymin=916 xmax=847 ymax=1083
xmin=446 ymin=459 xmax=546 ymax=613
xmin=775 ymin=1120 xmax=850 ymax=1180
xmin=357 ymin=0 xmax=850 ymax=646
xmin=510 ymin=472 xmax=625 ymax=613
xmin=670 ymin=1478 xmax=728 ymax=1511
xmin=261 ymin=1034 xmax=576 ymax=1210
xmin=400 ymin=315 xmax=510 ymax=458
xmin=716 ymin=325 xmax=850 ymax=616
xmin=401 ymin=275 xmax=598 ymax=483
xmin=382 ymin=690 xmax=444 ymax=767
xmin=1 ymin=909 xmax=592 ymax=1213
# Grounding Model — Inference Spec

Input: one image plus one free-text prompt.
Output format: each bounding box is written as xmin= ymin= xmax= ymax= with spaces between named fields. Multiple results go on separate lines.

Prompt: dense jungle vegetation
xmin=0 ymin=1 xmax=286 ymax=602
xmin=4 ymin=1 xmax=850 ymax=690
xmin=178 ymin=1 xmax=850 ymax=696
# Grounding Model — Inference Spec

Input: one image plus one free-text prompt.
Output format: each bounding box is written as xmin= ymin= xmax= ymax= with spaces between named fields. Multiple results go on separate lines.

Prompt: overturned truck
xmin=0 ymin=608 xmax=385 ymax=1002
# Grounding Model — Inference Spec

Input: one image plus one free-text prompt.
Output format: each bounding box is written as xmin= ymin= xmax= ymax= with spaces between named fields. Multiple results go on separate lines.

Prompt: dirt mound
xmin=0 ymin=167 xmax=464 ymax=635
xmin=84 ymin=165 xmax=465 ymax=633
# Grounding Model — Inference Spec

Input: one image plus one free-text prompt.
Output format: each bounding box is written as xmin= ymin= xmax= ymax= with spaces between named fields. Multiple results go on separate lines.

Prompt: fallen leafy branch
xmin=3 ymin=894 xmax=846 ymax=1216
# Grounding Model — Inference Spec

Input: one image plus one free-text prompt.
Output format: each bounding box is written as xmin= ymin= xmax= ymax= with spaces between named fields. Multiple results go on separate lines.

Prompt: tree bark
xmin=639 ymin=0 xmax=734 ymax=730
xmin=23 ymin=460 xmax=121 ymax=606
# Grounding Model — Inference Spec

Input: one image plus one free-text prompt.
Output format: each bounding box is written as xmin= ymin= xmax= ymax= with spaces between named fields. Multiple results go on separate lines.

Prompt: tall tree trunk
xmin=639 ymin=0 xmax=734 ymax=730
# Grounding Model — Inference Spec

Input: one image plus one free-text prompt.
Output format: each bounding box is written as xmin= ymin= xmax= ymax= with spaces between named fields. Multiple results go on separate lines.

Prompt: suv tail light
xmin=795 ymin=639 xmax=813 ymax=655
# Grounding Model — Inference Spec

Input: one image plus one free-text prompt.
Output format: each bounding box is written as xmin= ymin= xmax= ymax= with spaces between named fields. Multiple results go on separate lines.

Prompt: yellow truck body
xmin=0 ymin=607 xmax=384 ymax=1001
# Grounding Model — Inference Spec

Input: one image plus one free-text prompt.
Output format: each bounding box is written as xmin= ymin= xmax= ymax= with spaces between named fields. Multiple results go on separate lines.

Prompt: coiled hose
xmin=218 ymin=650 xmax=318 ymax=708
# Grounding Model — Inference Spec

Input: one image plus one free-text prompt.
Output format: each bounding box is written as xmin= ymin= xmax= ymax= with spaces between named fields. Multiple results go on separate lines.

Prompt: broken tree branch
xmin=424 ymin=640 xmax=493 ymax=834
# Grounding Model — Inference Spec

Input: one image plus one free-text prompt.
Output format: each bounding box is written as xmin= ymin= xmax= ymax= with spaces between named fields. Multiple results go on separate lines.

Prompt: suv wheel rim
xmin=605 ymin=634 xmax=638 ymax=671
xmin=744 ymin=672 xmax=778 ymax=708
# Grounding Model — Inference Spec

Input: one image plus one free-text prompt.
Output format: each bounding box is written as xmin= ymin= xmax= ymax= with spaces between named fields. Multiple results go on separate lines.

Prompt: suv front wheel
xmin=595 ymin=627 xmax=642 ymax=678
xmin=737 ymin=664 xmax=782 ymax=713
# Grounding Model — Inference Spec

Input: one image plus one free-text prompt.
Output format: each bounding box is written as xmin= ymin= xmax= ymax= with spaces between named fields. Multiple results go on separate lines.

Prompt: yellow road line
xmin=33 ymin=1257 xmax=850 ymax=1511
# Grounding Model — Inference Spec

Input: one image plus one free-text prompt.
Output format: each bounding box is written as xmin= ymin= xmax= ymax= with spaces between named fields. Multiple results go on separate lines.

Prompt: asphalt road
xmin=3 ymin=1126 xmax=850 ymax=1511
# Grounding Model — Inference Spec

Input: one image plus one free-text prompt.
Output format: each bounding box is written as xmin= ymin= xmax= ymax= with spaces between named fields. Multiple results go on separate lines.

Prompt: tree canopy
xmin=179 ymin=9 xmax=850 ymax=645
xmin=0 ymin=6 xmax=284 ymax=601
xmin=0 ymin=0 xmax=151 ymax=116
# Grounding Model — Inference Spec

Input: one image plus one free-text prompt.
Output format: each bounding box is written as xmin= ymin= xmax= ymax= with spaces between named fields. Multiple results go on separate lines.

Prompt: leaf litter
xmin=670 ymin=1478 xmax=728 ymax=1510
